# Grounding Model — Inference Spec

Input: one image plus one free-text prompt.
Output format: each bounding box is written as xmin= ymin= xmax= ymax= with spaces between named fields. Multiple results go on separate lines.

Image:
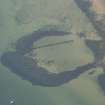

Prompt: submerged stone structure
xmin=1 ymin=0 xmax=105 ymax=88
xmin=0 ymin=28 xmax=96 ymax=86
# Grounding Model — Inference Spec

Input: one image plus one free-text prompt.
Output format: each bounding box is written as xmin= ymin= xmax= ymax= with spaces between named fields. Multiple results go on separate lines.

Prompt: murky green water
xmin=0 ymin=0 xmax=105 ymax=105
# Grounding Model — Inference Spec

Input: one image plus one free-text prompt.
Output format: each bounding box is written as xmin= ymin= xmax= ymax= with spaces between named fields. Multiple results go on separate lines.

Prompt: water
xmin=0 ymin=0 xmax=105 ymax=105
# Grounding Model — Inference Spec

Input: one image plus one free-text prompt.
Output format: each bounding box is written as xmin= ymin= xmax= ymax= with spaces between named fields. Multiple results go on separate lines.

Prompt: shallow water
xmin=0 ymin=0 xmax=105 ymax=105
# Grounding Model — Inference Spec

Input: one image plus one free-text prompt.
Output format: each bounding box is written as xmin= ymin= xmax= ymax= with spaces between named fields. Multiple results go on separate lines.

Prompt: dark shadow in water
xmin=85 ymin=40 xmax=105 ymax=61
xmin=98 ymin=73 xmax=105 ymax=94
xmin=74 ymin=0 xmax=91 ymax=14
xmin=0 ymin=26 xmax=97 ymax=86
xmin=1 ymin=52 xmax=96 ymax=86
xmin=15 ymin=28 xmax=70 ymax=54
